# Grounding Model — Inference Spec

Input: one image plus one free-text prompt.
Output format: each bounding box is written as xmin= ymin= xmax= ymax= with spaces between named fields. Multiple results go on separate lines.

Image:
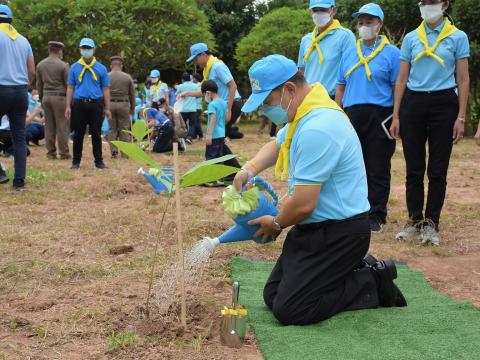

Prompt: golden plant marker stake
xmin=173 ymin=142 xmax=187 ymax=328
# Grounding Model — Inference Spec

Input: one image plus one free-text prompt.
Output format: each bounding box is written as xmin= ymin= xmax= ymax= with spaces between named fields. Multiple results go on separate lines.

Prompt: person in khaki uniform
xmin=36 ymin=41 xmax=70 ymax=160
xmin=107 ymin=56 xmax=135 ymax=158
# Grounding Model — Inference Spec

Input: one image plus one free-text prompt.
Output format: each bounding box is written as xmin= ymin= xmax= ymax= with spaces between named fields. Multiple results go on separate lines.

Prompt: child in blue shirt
xmin=201 ymin=80 xmax=241 ymax=184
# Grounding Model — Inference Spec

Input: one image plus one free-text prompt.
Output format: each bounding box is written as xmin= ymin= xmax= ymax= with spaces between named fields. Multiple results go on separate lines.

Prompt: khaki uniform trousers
xmin=43 ymin=95 xmax=70 ymax=158
xmin=108 ymin=101 xmax=131 ymax=154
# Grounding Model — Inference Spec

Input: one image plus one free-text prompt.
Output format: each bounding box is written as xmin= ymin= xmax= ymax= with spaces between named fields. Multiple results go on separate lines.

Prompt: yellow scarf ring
xmin=203 ymin=55 xmax=221 ymax=82
xmin=275 ymin=83 xmax=345 ymax=180
xmin=344 ymin=36 xmax=390 ymax=81
xmin=414 ymin=19 xmax=457 ymax=66
xmin=77 ymin=57 xmax=98 ymax=82
xmin=0 ymin=23 xmax=19 ymax=40
xmin=303 ymin=19 xmax=343 ymax=65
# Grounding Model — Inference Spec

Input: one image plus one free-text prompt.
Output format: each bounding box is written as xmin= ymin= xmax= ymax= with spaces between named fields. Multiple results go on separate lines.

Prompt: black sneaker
xmin=369 ymin=217 xmax=384 ymax=233
xmin=71 ymin=162 xmax=80 ymax=170
xmin=95 ymin=161 xmax=108 ymax=170
xmin=0 ymin=166 xmax=9 ymax=184
xmin=185 ymin=137 xmax=193 ymax=145
xmin=12 ymin=178 xmax=25 ymax=191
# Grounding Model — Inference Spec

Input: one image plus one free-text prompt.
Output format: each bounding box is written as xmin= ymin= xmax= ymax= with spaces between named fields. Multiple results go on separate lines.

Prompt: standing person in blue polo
xmin=184 ymin=43 xmax=243 ymax=139
xmin=0 ymin=4 xmax=35 ymax=191
xmin=390 ymin=0 xmax=470 ymax=246
xmin=65 ymin=38 xmax=111 ymax=170
xmin=176 ymin=73 xmax=201 ymax=144
xmin=335 ymin=3 xmax=400 ymax=233
xmin=149 ymin=70 xmax=169 ymax=109
xmin=298 ymin=0 xmax=355 ymax=98
xmin=234 ymin=55 xmax=406 ymax=326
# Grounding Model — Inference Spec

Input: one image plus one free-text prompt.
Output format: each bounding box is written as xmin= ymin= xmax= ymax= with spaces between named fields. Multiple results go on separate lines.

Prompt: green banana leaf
xmin=111 ymin=141 xmax=160 ymax=168
xmin=181 ymin=154 xmax=237 ymax=178
xmin=122 ymin=120 xmax=152 ymax=142
xmin=180 ymin=164 xmax=240 ymax=188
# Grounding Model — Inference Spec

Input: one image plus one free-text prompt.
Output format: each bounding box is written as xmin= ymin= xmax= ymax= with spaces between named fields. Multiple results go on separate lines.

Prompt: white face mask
xmin=419 ymin=3 xmax=444 ymax=23
xmin=205 ymin=92 xmax=213 ymax=103
xmin=151 ymin=77 xmax=159 ymax=84
xmin=312 ymin=11 xmax=331 ymax=27
xmin=80 ymin=49 xmax=94 ymax=58
xmin=358 ymin=25 xmax=379 ymax=41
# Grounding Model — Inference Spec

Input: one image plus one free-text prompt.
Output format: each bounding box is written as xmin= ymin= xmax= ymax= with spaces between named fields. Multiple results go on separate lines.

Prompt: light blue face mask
xmin=80 ymin=49 xmax=94 ymax=58
xmin=263 ymin=87 xmax=291 ymax=126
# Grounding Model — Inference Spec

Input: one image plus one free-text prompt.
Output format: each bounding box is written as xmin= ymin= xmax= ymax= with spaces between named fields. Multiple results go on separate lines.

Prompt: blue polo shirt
xmin=145 ymin=108 xmax=171 ymax=128
xmin=276 ymin=108 xmax=369 ymax=223
xmin=151 ymin=82 xmax=169 ymax=103
xmin=207 ymin=99 xmax=227 ymax=139
xmin=208 ymin=61 xmax=241 ymax=103
xmin=68 ymin=59 xmax=109 ymax=100
xmin=400 ymin=20 xmax=470 ymax=92
xmin=0 ymin=31 xmax=33 ymax=86
xmin=298 ymin=27 xmax=356 ymax=96
xmin=176 ymin=81 xmax=200 ymax=112
xmin=338 ymin=37 xmax=400 ymax=108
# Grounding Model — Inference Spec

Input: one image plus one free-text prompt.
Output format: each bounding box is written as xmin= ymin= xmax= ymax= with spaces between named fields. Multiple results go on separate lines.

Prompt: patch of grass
xmin=106 ymin=331 xmax=138 ymax=353
xmin=36 ymin=325 xmax=47 ymax=339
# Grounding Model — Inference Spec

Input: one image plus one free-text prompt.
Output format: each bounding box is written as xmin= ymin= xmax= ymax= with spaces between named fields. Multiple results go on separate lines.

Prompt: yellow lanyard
xmin=414 ymin=19 xmax=457 ymax=66
xmin=344 ymin=36 xmax=390 ymax=81
xmin=275 ymin=83 xmax=344 ymax=181
xmin=203 ymin=55 xmax=221 ymax=82
xmin=77 ymin=57 xmax=98 ymax=82
xmin=0 ymin=23 xmax=19 ymax=40
xmin=303 ymin=19 xmax=343 ymax=65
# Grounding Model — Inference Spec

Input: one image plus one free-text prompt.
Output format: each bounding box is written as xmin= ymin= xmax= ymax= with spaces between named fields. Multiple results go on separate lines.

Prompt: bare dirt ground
xmin=1 ymin=123 xmax=479 ymax=359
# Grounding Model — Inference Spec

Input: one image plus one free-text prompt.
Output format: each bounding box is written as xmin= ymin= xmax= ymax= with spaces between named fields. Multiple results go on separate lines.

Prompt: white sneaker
xmin=420 ymin=224 xmax=440 ymax=246
xmin=395 ymin=223 xmax=420 ymax=242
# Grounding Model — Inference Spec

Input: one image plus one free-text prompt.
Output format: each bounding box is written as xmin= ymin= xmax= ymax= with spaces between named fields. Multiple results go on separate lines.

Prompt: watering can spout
xmin=138 ymin=167 xmax=171 ymax=194
xmin=218 ymin=224 xmax=256 ymax=243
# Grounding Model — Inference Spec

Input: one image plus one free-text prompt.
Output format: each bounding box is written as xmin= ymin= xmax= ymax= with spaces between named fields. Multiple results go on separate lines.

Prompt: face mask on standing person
xmin=80 ymin=49 xmax=94 ymax=58
xmin=419 ymin=3 xmax=445 ymax=23
xmin=358 ymin=24 xmax=380 ymax=41
xmin=312 ymin=11 xmax=331 ymax=28
xmin=205 ymin=91 xmax=213 ymax=103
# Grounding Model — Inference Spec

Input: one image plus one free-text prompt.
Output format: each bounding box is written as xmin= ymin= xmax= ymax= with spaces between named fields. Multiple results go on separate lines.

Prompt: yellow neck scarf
xmin=151 ymin=81 xmax=163 ymax=96
xmin=414 ymin=19 xmax=457 ymax=66
xmin=303 ymin=19 xmax=343 ymax=65
xmin=344 ymin=36 xmax=390 ymax=81
xmin=77 ymin=57 xmax=98 ymax=82
xmin=275 ymin=83 xmax=344 ymax=180
xmin=203 ymin=55 xmax=221 ymax=81
xmin=0 ymin=23 xmax=19 ymax=40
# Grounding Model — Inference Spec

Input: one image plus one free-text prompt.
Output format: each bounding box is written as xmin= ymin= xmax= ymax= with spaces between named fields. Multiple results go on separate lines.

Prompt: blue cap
xmin=0 ymin=4 xmax=13 ymax=19
xmin=79 ymin=38 xmax=95 ymax=48
xmin=352 ymin=3 xmax=384 ymax=21
xmin=309 ymin=0 xmax=335 ymax=9
xmin=242 ymin=55 xmax=298 ymax=113
xmin=186 ymin=43 xmax=209 ymax=63
xmin=150 ymin=69 xmax=160 ymax=78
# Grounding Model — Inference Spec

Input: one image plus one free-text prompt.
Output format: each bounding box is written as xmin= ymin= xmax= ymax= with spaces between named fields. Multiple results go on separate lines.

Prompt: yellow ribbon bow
xmin=0 ymin=23 xmax=19 ymax=40
xmin=77 ymin=57 xmax=98 ymax=82
xmin=275 ymin=83 xmax=344 ymax=181
xmin=221 ymin=306 xmax=248 ymax=317
xmin=303 ymin=19 xmax=343 ymax=64
xmin=414 ymin=19 xmax=458 ymax=66
xmin=203 ymin=55 xmax=221 ymax=82
xmin=344 ymin=36 xmax=390 ymax=81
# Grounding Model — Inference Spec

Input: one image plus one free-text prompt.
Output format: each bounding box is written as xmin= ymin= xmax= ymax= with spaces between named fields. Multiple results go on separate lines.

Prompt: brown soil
xmin=1 ymin=126 xmax=479 ymax=359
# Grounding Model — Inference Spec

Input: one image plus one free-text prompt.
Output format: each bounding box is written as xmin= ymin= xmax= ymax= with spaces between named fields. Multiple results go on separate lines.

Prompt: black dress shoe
xmin=372 ymin=259 xmax=407 ymax=307
xmin=71 ymin=162 xmax=80 ymax=170
xmin=95 ymin=161 xmax=108 ymax=170
xmin=12 ymin=178 xmax=25 ymax=191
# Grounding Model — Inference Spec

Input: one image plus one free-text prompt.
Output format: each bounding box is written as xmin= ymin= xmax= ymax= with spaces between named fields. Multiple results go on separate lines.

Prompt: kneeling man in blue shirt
xmin=235 ymin=55 xmax=406 ymax=325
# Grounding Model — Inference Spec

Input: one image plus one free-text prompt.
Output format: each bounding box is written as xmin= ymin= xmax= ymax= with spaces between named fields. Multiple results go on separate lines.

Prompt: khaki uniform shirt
xmin=108 ymin=70 xmax=135 ymax=103
xmin=36 ymin=56 xmax=69 ymax=99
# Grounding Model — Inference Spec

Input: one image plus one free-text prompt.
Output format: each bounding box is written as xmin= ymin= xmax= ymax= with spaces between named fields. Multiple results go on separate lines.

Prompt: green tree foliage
xmin=267 ymin=0 xmax=308 ymax=11
xmin=235 ymin=7 xmax=312 ymax=72
xmin=197 ymin=0 xmax=261 ymax=74
xmin=10 ymin=0 xmax=215 ymax=80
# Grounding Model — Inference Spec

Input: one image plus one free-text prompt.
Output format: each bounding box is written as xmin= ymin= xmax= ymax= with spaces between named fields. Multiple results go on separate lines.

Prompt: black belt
xmin=44 ymin=91 xmax=66 ymax=97
xmin=296 ymin=212 xmax=369 ymax=231
xmin=111 ymin=99 xmax=129 ymax=103
xmin=0 ymin=85 xmax=28 ymax=90
xmin=406 ymin=88 xmax=456 ymax=95
xmin=74 ymin=98 xmax=104 ymax=103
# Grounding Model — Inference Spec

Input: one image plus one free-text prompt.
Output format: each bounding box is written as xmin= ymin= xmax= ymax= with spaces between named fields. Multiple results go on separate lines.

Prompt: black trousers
xmin=345 ymin=105 xmax=396 ymax=223
xmin=399 ymin=89 xmax=458 ymax=225
xmin=153 ymin=124 xmax=174 ymax=153
xmin=181 ymin=111 xmax=198 ymax=140
xmin=71 ymin=100 xmax=104 ymax=164
xmin=264 ymin=214 xmax=379 ymax=325
xmin=226 ymin=100 xmax=244 ymax=139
